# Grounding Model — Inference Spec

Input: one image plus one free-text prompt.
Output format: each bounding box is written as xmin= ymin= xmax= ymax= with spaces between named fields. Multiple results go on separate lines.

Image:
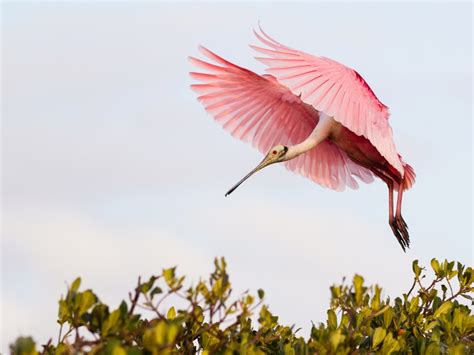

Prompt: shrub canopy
xmin=11 ymin=258 xmax=474 ymax=354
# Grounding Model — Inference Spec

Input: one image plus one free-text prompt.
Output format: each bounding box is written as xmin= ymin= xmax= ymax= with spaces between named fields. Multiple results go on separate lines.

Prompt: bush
xmin=11 ymin=258 xmax=474 ymax=354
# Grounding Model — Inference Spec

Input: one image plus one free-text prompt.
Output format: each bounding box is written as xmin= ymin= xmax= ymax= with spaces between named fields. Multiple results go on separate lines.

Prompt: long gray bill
xmin=225 ymin=168 xmax=259 ymax=197
xmin=225 ymin=158 xmax=269 ymax=197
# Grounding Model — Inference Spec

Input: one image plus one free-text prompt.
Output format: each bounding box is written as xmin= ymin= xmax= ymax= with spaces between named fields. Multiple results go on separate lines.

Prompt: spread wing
xmin=251 ymin=27 xmax=405 ymax=175
xmin=189 ymin=46 xmax=374 ymax=191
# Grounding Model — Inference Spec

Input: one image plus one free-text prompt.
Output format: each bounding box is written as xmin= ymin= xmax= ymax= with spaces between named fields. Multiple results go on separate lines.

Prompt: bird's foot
xmin=390 ymin=216 xmax=410 ymax=252
xmin=399 ymin=215 xmax=408 ymax=230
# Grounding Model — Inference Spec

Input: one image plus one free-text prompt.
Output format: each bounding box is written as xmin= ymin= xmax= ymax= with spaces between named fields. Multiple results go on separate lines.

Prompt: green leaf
xmin=329 ymin=329 xmax=343 ymax=351
xmin=77 ymin=290 xmax=97 ymax=317
xmin=356 ymin=312 xmax=365 ymax=329
xmin=163 ymin=267 xmax=176 ymax=286
xmin=111 ymin=344 xmax=127 ymax=355
xmin=167 ymin=323 xmax=180 ymax=343
xmin=409 ymin=296 xmax=419 ymax=314
xmin=353 ymin=274 xmax=364 ymax=303
xmin=383 ymin=307 xmax=393 ymax=329
xmin=113 ymin=348 xmax=126 ymax=355
xmin=372 ymin=327 xmax=386 ymax=348
xmin=425 ymin=320 xmax=438 ymax=332
xmin=102 ymin=309 xmax=121 ymax=336
xmin=412 ymin=260 xmax=422 ymax=277
xmin=327 ymin=309 xmax=337 ymax=329
xmin=55 ymin=343 xmax=70 ymax=354
xmin=448 ymin=344 xmax=467 ymax=355
xmin=167 ymin=306 xmax=176 ymax=320
xmin=425 ymin=342 xmax=441 ymax=355
xmin=381 ymin=333 xmax=400 ymax=354
xmin=434 ymin=301 xmax=452 ymax=318
xmin=257 ymin=289 xmax=265 ymax=300
xmin=10 ymin=336 xmax=38 ymax=355
xmin=126 ymin=346 xmax=142 ymax=355
xmin=58 ymin=299 xmax=69 ymax=324
xmin=143 ymin=321 xmax=168 ymax=348
xmin=150 ymin=286 xmax=163 ymax=298
xmin=431 ymin=259 xmax=441 ymax=276
xmin=71 ymin=278 xmax=81 ymax=293
xmin=139 ymin=276 xmax=157 ymax=293
xmin=452 ymin=308 xmax=463 ymax=331
xmin=448 ymin=270 xmax=457 ymax=280
xmin=119 ymin=300 xmax=128 ymax=315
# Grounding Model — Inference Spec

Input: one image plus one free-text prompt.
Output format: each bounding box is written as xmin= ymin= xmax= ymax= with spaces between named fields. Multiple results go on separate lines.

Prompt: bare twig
xmin=128 ymin=276 xmax=142 ymax=316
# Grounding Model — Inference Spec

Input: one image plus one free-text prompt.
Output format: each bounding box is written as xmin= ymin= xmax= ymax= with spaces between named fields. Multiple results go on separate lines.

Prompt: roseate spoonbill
xmin=189 ymin=28 xmax=416 ymax=251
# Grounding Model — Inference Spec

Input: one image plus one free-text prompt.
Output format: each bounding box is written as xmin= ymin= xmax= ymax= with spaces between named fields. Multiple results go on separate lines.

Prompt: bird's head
xmin=225 ymin=144 xmax=288 ymax=196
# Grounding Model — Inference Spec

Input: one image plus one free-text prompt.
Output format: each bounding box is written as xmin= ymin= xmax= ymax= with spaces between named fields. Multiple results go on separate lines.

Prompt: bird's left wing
xmin=189 ymin=47 xmax=373 ymax=191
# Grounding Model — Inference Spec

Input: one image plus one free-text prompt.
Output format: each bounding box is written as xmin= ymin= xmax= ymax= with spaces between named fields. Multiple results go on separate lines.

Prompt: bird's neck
xmin=284 ymin=113 xmax=335 ymax=161
xmin=285 ymin=138 xmax=319 ymax=160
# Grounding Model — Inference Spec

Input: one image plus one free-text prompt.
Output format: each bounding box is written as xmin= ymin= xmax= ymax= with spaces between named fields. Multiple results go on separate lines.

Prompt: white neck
xmin=284 ymin=113 xmax=336 ymax=161
xmin=286 ymin=137 xmax=319 ymax=160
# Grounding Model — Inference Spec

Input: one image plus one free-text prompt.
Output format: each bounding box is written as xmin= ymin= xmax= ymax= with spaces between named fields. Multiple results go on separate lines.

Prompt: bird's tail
xmin=402 ymin=163 xmax=416 ymax=190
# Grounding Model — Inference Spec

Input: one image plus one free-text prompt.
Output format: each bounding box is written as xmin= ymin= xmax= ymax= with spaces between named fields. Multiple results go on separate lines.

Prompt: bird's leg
xmin=396 ymin=184 xmax=407 ymax=228
xmin=372 ymin=168 xmax=407 ymax=251
xmin=395 ymin=181 xmax=410 ymax=247
xmin=388 ymin=181 xmax=395 ymax=227
xmin=386 ymin=181 xmax=407 ymax=251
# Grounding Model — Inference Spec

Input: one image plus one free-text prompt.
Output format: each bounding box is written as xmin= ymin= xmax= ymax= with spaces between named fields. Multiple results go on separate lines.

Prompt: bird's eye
xmin=272 ymin=150 xmax=277 ymax=155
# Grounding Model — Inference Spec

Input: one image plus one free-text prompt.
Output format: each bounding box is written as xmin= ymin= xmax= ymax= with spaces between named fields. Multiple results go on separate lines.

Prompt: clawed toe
xmin=390 ymin=220 xmax=406 ymax=252
xmin=396 ymin=215 xmax=410 ymax=246
xmin=390 ymin=216 xmax=410 ymax=252
xmin=400 ymin=215 xmax=408 ymax=230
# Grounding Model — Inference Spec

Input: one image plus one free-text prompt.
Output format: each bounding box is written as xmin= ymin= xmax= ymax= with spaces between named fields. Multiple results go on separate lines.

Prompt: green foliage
xmin=11 ymin=258 xmax=474 ymax=354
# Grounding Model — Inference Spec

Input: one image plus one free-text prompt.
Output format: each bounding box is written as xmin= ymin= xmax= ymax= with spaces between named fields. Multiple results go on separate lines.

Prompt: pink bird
xmin=189 ymin=28 xmax=416 ymax=251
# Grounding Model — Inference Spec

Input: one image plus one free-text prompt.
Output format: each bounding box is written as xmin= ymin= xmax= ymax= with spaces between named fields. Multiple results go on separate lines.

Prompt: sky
xmin=1 ymin=1 xmax=472 ymax=352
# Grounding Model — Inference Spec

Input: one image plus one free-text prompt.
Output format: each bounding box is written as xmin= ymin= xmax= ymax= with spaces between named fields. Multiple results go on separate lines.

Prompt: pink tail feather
xmin=403 ymin=163 xmax=416 ymax=190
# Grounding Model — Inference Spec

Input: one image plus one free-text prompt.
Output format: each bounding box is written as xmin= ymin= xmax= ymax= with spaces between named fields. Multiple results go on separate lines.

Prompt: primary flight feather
xmin=189 ymin=27 xmax=416 ymax=251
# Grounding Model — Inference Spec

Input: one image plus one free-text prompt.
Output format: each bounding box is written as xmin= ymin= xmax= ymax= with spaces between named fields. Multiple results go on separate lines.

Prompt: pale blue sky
xmin=1 ymin=2 xmax=472 ymax=351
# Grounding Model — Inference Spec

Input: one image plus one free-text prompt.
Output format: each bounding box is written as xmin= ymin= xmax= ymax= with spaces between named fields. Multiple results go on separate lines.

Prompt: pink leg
xmin=372 ymin=169 xmax=408 ymax=251
xmin=395 ymin=181 xmax=410 ymax=247
xmin=396 ymin=187 xmax=402 ymax=213
xmin=389 ymin=182 xmax=409 ymax=251
xmin=396 ymin=184 xmax=405 ymax=223
xmin=388 ymin=182 xmax=394 ymax=224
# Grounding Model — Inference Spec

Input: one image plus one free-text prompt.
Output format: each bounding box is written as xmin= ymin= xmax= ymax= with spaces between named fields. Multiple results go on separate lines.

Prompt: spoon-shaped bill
xmin=225 ymin=157 xmax=271 ymax=197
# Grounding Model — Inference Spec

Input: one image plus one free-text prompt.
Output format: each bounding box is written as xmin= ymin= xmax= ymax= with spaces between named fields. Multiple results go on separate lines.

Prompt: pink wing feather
xmin=252 ymin=27 xmax=405 ymax=175
xmin=189 ymin=46 xmax=374 ymax=191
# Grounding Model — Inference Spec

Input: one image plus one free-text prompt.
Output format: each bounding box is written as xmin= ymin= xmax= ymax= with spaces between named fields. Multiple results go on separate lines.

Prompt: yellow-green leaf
xmin=372 ymin=327 xmax=386 ymax=348
xmin=327 ymin=309 xmax=337 ymax=329
xmin=167 ymin=306 xmax=176 ymax=320
xmin=71 ymin=278 xmax=81 ymax=293
xmin=329 ymin=329 xmax=343 ymax=351
xmin=353 ymin=274 xmax=364 ymax=303
xmin=111 ymin=345 xmax=126 ymax=355
xmin=383 ymin=307 xmax=393 ymax=329
xmin=163 ymin=267 xmax=176 ymax=286
xmin=425 ymin=320 xmax=439 ymax=332
xmin=431 ymin=259 xmax=441 ymax=276
xmin=434 ymin=301 xmax=452 ymax=318
xmin=77 ymin=290 xmax=96 ymax=316
xmin=102 ymin=309 xmax=121 ymax=336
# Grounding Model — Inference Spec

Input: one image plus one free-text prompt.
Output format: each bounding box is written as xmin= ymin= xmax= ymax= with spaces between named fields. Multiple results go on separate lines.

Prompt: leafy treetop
xmin=11 ymin=258 xmax=474 ymax=354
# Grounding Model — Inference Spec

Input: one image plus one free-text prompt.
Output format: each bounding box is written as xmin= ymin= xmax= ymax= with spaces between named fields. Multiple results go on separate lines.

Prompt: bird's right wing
xmin=251 ymin=27 xmax=405 ymax=176
xmin=189 ymin=46 xmax=373 ymax=191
